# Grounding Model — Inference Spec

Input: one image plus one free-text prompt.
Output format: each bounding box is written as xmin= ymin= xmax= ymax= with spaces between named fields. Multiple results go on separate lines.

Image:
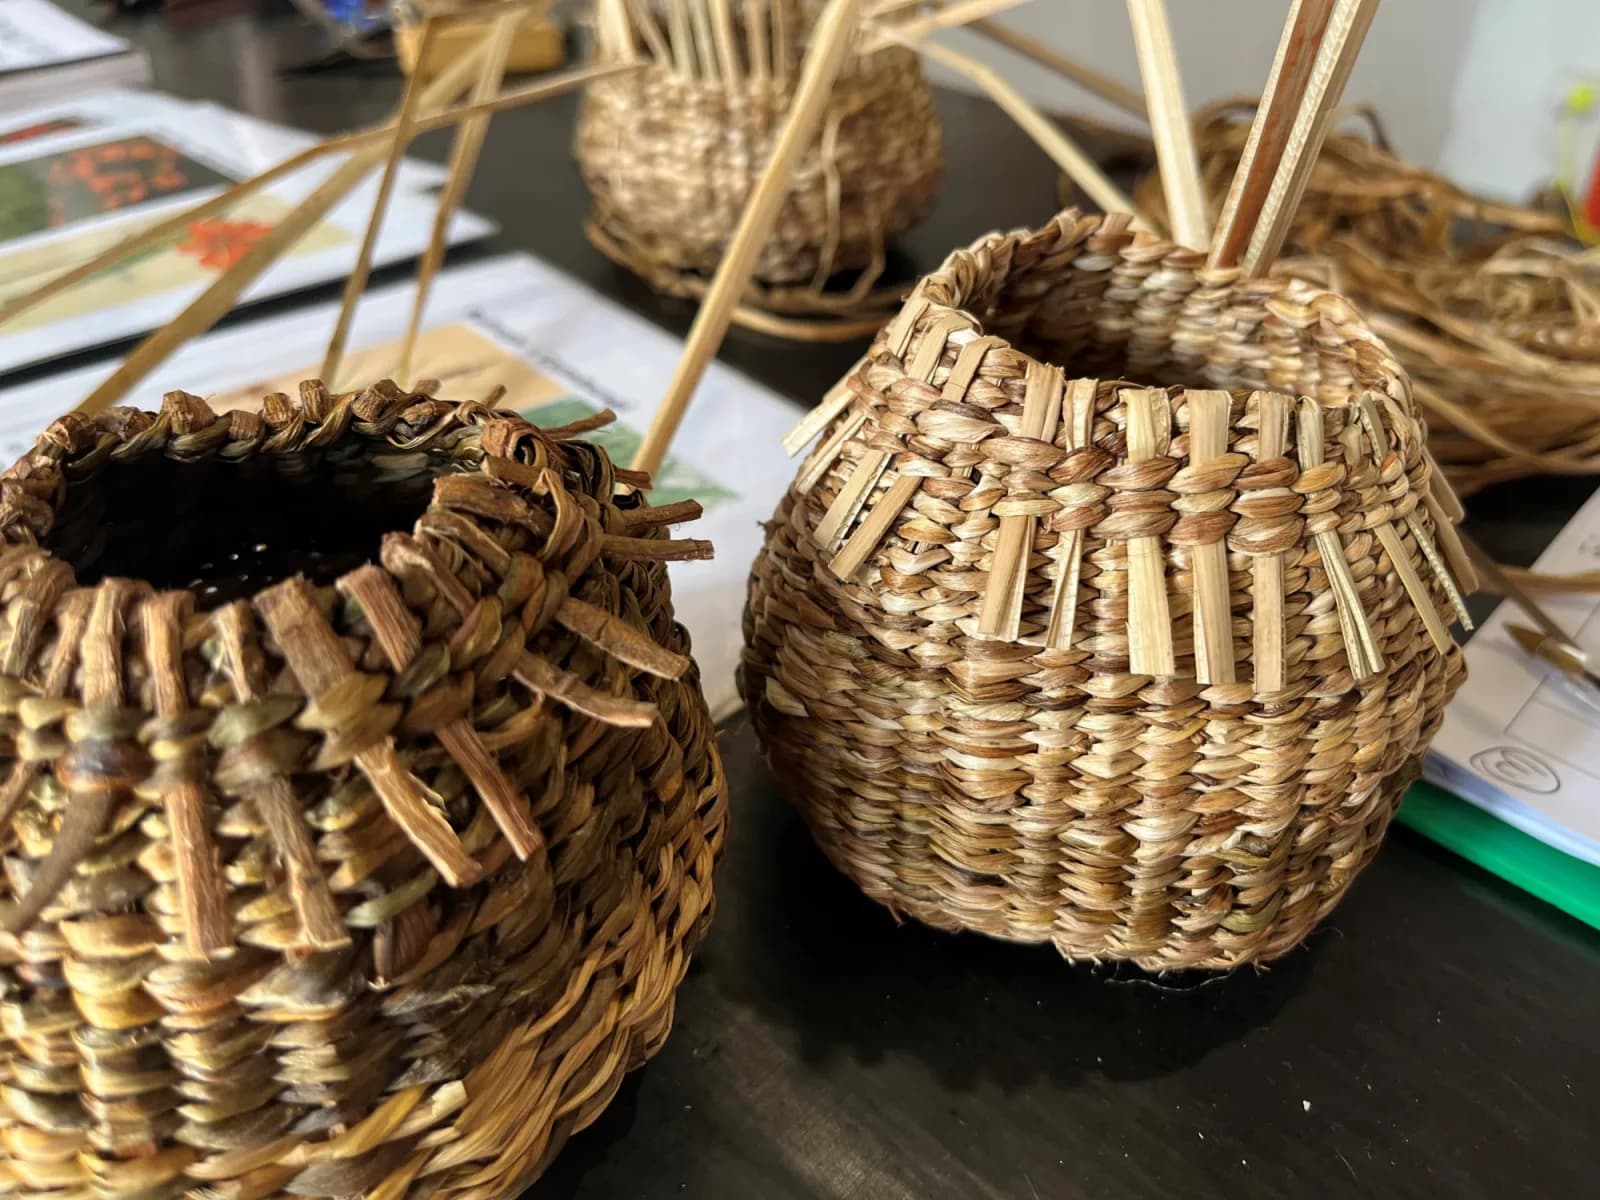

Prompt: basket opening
xmin=46 ymin=446 xmax=451 ymax=608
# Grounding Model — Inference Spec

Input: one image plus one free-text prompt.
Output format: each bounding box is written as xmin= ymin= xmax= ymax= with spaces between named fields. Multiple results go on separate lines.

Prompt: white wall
xmin=929 ymin=0 xmax=1600 ymax=203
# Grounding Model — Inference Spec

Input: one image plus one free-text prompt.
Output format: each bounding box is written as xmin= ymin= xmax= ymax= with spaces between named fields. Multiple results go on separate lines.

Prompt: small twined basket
xmin=0 ymin=384 xmax=725 ymax=1196
xmin=576 ymin=0 xmax=943 ymax=332
xmin=743 ymin=210 xmax=1472 ymax=971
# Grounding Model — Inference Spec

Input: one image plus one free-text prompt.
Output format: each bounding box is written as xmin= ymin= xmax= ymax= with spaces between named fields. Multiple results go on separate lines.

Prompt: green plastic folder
xmin=1398 ymin=781 xmax=1600 ymax=931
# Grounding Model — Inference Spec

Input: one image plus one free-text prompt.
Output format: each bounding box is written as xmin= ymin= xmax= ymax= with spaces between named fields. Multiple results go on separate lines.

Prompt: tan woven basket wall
xmin=742 ymin=211 xmax=1470 ymax=971
xmin=575 ymin=2 xmax=943 ymax=292
xmin=0 ymin=385 xmax=725 ymax=1196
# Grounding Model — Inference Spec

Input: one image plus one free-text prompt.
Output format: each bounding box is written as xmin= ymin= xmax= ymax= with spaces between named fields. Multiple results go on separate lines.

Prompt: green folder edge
xmin=1398 ymin=781 xmax=1600 ymax=931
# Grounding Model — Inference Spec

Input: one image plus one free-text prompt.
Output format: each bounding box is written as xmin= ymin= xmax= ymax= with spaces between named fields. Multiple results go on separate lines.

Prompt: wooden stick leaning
xmin=0 ymin=58 xmax=641 ymax=338
xmin=631 ymin=0 xmax=869 ymax=480
xmin=967 ymin=18 xmax=1147 ymax=120
xmin=1125 ymin=0 xmax=1208 ymax=249
xmin=1249 ymin=390 xmax=1291 ymax=693
xmin=1043 ymin=378 xmax=1098 ymax=650
xmin=1123 ymin=387 xmax=1177 ymax=676
xmin=1242 ymin=0 xmax=1380 ymax=277
xmin=905 ymin=36 xmax=1142 ymax=223
xmin=1208 ymin=0 xmax=1334 ymax=269
xmin=1186 ymin=389 xmax=1237 ymax=683
xmin=322 ymin=16 xmax=441 ymax=386
xmin=861 ymin=0 xmax=1033 ymax=53
xmin=399 ymin=10 xmax=522 ymax=385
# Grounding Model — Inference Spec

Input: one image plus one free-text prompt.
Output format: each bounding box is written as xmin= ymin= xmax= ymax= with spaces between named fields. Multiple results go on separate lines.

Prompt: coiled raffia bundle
xmin=0 ymin=384 xmax=725 ymax=1197
xmin=1135 ymin=101 xmax=1600 ymax=496
xmin=576 ymin=0 xmax=942 ymax=329
xmin=743 ymin=211 xmax=1471 ymax=971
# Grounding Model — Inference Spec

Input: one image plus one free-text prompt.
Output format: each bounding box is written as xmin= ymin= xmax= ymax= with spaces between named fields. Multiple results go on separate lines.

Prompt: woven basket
xmin=742 ymin=210 xmax=1471 ymax=971
xmin=0 ymin=383 xmax=726 ymax=1196
xmin=575 ymin=1 xmax=942 ymax=323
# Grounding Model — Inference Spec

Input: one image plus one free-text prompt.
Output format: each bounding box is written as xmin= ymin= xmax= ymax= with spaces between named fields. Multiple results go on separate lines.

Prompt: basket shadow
xmin=709 ymin=723 xmax=1324 ymax=1094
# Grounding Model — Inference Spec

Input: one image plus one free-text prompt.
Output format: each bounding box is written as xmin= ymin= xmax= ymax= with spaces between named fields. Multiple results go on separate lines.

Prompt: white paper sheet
xmin=1426 ymin=485 xmax=1600 ymax=867
xmin=0 ymin=0 xmax=128 ymax=72
xmin=0 ymin=254 xmax=801 ymax=719
xmin=0 ymin=90 xmax=493 ymax=374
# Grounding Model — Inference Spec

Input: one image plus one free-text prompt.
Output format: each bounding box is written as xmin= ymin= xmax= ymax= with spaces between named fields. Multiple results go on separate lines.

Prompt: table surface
xmin=36 ymin=5 xmax=1600 ymax=1197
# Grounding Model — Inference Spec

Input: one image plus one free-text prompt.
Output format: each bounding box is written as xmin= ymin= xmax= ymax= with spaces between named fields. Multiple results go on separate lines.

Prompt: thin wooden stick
xmin=688 ymin=0 xmax=721 ymax=83
xmin=632 ymin=0 xmax=868 ymax=480
xmin=1123 ymin=388 xmax=1177 ymax=676
xmin=627 ymin=0 xmax=673 ymax=63
xmin=1125 ymin=0 xmax=1208 ymax=249
xmin=978 ymin=361 xmax=1063 ymax=639
xmin=1208 ymin=0 xmax=1334 ymax=269
xmin=709 ymin=0 xmax=742 ymax=83
xmin=1296 ymin=397 xmax=1383 ymax=678
xmin=907 ymin=36 xmax=1142 ymax=223
xmin=745 ymin=0 xmax=770 ymax=82
xmin=1249 ymin=390 xmax=1290 ymax=693
xmin=322 ymin=17 xmax=439 ymax=387
xmin=1186 ymin=390 xmax=1236 ymax=683
xmin=783 ymin=356 xmax=866 ymax=456
xmin=668 ymin=0 xmax=695 ymax=77
xmin=398 ymin=13 xmax=521 ymax=386
xmin=1044 ymin=379 xmax=1097 ymax=650
xmin=864 ymin=0 xmax=1032 ymax=52
xmin=1243 ymin=0 xmax=1380 ymax=277
xmin=967 ymin=17 xmax=1147 ymax=120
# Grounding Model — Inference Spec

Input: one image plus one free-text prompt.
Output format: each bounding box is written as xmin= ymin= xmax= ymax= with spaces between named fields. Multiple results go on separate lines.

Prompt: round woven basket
xmin=0 ymin=383 xmax=725 ymax=1196
xmin=742 ymin=210 xmax=1470 ymax=971
xmin=575 ymin=1 xmax=942 ymax=328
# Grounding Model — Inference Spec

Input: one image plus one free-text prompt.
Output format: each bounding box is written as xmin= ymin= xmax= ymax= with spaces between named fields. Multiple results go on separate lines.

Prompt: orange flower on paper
xmin=176 ymin=218 xmax=272 ymax=270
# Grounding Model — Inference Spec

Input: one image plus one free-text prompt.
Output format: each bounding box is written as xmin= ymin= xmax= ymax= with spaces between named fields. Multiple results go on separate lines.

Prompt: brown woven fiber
xmin=742 ymin=210 xmax=1470 ymax=972
xmin=0 ymin=383 xmax=725 ymax=1197
xmin=1135 ymin=101 xmax=1599 ymax=496
xmin=575 ymin=0 xmax=943 ymax=333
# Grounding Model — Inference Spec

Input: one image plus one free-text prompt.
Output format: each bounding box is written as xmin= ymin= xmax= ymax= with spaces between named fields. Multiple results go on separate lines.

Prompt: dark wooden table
xmin=36 ymin=5 xmax=1600 ymax=1197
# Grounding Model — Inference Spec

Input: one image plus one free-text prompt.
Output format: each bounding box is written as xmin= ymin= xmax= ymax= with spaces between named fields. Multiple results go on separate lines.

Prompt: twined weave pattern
xmin=743 ymin=211 xmax=1466 ymax=971
xmin=576 ymin=38 xmax=942 ymax=289
xmin=0 ymin=384 xmax=725 ymax=1197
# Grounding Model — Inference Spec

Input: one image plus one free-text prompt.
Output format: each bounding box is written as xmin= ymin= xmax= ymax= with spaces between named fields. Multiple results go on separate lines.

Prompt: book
xmin=0 ymin=0 xmax=150 ymax=111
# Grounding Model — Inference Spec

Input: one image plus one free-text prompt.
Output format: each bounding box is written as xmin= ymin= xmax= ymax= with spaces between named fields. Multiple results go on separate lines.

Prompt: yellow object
xmin=395 ymin=14 xmax=564 ymax=78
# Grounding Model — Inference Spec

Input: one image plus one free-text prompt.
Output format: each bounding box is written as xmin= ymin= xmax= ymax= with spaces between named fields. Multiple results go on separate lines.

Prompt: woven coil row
xmin=743 ymin=210 xmax=1469 ymax=970
xmin=576 ymin=1 xmax=943 ymax=307
xmin=0 ymin=384 xmax=725 ymax=1197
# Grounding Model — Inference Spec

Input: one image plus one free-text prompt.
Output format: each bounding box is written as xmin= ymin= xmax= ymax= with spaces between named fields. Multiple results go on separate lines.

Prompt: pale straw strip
xmin=797 ymin=410 xmax=868 ymax=495
xmin=1123 ymin=388 xmax=1177 ymax=676
xmin=830 ymin=327 xmax=991 ymax=579
xmin=709 ymin=0 xmax=741 ymax=83
xmin=1125 ymin=0 xmax=1208 ymax=249
xmin=1356 ymin=395 xmax=1470 ymax=635
xmin=978 ymin=360 xmax=1064 ymax=639
xmin=627 ymin=0 xmax=673 ymax=63
xmin=1044 ymin=378 xmax=1098 ymax=651
xmin=1208 ymin=0 xmax=1334 ymax=269
xmin=863 ymin=0 xmax=1033 ymax=53
xmin=883 ymin=293 xmax=931 ymax=357
xmin=967 ymin=17 xmax=1146 ymax=120
xmin=1187 ymin=390 xmax=1236 ymax=683
xmin=771 ymin=0 xmax=790 ymax=85
xmin=668 ymin=0 xmax=695 ymax=77
xmin=1296 ymin=398 xmax=1383 ymax=678
xmin=688 ymin=0 xmax=720 ymax=83
xmin=1423 ymin=489 xmax=1479 ymax=596
xmin=745 ymin=0 xmax=769 ymax=81
xmin=1250 ymin=390 xmax=1291 ymax=693
xmin=784 ymin=355 xmax=867 ymax=455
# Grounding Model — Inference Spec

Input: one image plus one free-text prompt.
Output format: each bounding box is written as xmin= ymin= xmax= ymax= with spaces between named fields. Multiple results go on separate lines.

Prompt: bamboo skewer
xmin=905 ymin=36 xmax=1142 ymax=223
xmin=709 ymin=0 xmax=742 ymax=83
xmin=1125 ymin=0 xmax=1207 ymax=249
xmin=1044 ymin=379 xmax=1098 ymax=651
xmin=745 ymin=0 xmax=770 ymax=81
xmin=399 ymin=12 xmax=521 ymax=385
xmin=1241 ymin=0 xmax=1380 ymax=277
xmin=978 ymin=360 xmax=1064 ymax=639
xmin=1186 ymin=390 xmax=1236 ymax=683
xmin=1208 ymin=0 xmax=1335 ymax=269
xmin=322 ymin=18 xmax=440 ymax=387
xmin=967 ymin=18 xmax=1146 ymax=120
xmin=1123 ymin=388 xmax=1177 ymax=676
xmin=0 ymin=58 xmax=641 ymax=338
xmin=1249 ymin=390 xmax=1290 ymax=693
xmin=632 ymin=0 xmax=869 ymax=480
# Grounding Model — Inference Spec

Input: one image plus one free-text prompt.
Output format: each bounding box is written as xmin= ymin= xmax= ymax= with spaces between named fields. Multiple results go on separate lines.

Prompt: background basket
xmin=575 ymin=0 xmax=943 ymax=320
xmin=742 ymin=210 xmax=1470 ymax=971
xmin=0 ymin=384 xmax=726 ymax=1196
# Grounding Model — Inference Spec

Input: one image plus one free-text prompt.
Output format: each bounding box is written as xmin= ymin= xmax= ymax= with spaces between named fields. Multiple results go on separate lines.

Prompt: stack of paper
xmin=0 ymin=89 xmax=493 ymax=374
xmin=0 ymin=254 xmax=799 ymax=720
xmin=0 ymin=0 xmax=150 ymax=111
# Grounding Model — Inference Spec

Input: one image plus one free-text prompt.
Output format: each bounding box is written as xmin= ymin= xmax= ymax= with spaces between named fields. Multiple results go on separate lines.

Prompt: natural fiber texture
xmin=743 ymin=210 xmax=1468 ymax=971
xmin=0 ymin=383 xmax=725 ymax=1197
xmin=1137 ymin=101 xmax=1600 ymax=495
xmin=575 ymin=0 xmax=942 ymax=328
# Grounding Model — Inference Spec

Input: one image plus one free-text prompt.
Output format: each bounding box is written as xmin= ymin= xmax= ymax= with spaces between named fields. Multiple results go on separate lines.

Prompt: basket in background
xmin=742 ymin=210 xmax=1470 ymax=971
xmin=0 ymin=385 xmax=725 ymax=1196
